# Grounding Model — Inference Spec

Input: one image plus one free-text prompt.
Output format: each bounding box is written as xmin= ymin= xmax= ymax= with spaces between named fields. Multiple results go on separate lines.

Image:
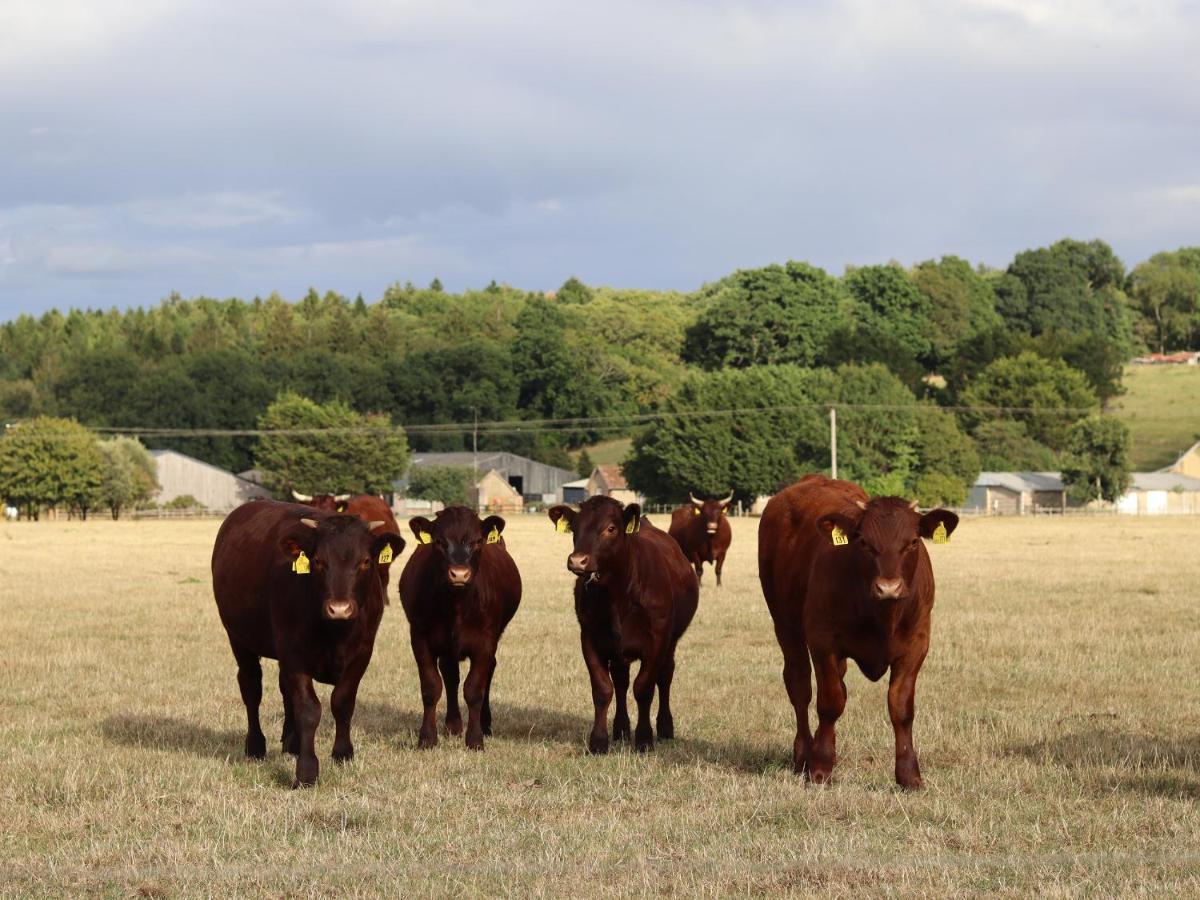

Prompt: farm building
xmin=401 ymin=451 xmax=576 ymax=504
xmin=965 ymin=472 xmax=1071 ymax=515
xmin=562 ymin=478 xmax=589 ymax=504
xmin=1164 ymin=441 xmax=1200 ymax=479
xmin=151 ymin=449 xmax=271 ymax=511
xmin=473 ymin=469 xmax=523 ymax=513
xmin=586 ymin=464 xmax=641 ymax=505
xmin=1115 ymin=472 xmax=1200 ymax=515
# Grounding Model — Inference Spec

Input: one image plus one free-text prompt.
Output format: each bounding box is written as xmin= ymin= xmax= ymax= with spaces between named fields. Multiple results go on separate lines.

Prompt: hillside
xmin=1110 ymin=364 xmax=1200 ymax=470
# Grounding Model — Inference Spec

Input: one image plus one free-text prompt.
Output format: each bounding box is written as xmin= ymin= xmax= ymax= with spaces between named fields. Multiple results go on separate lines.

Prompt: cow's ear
xmin=919 ymin=509 xmax=959 ymax=544
xmin=548 ymin=505 xmax=576 ymax=534
xmin=622 ymin=503 xmax=642 ymax=535
xmin=280 ymin=537 xmax=309 ymax=560
xmin=481 ymin=515 xmax=505 ymax=545
xmin=372 ymin=531 xmax=405 ymax=566
xmin=816 ymin=511 xmax=858 ymax=546
xmin=409 ymin=516 xmax=434 ymax=545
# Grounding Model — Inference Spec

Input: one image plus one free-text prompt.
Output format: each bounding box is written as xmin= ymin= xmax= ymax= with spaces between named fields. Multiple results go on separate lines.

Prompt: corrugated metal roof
xmin=974 ymin=471 xmax=1065 ymax=492
xmin=1130 ymin=472 xmax=1200 ymax=492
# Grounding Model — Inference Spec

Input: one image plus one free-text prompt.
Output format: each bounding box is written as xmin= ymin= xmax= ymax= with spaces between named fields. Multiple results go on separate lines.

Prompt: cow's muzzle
xmin=324 ymin=599 xmax=357 ymax=620
xmin=871 ymin=577 xmax=905 ymax=601
xmin=705 ymin=523 xmax=719 ymax=534
xmin=447 ymin=565 xmax=473 ymax=588
xmin=567 ymin=553 xmax=593 ymax=576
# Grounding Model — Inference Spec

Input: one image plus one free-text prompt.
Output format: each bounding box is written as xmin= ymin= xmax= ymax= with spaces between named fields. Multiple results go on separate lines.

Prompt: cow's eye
xmin=605 ymin=523 xmax=617 ymax=536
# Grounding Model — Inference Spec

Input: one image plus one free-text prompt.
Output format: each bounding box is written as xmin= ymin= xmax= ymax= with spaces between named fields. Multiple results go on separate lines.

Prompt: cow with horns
xmin=292 ymin=491 xmax=402 ymax=587
xmin=668 ymin=491 xmax=734 ymax=586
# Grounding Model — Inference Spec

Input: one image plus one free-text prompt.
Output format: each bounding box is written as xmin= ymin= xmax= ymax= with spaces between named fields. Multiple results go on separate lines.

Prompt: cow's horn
xmin=909 ymin=499 xmax=920 ymax=511
xmin=855 ymin=500 xmax=867 ymax=511
xmin=300 ymin=518 xmax=319 ymax=529
xmin=292 ymin=490 xmax=313 ymax=502
xmin=334 ymin=493 xmax=352 ymax=502
xmin=718 ymin=491 xmax=734 ymax=505
xmin=367 ymin=520 xmax=385 ymax=529
xmin=689 ymin=492 xmax=704 ymax=507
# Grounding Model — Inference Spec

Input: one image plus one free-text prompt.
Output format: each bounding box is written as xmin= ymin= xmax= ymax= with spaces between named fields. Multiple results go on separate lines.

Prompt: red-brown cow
xmin=292 ymin=491 xmax=401 ymax=587
xmin=758 ymin=475 xmax=958 ymax=789
xmin=397 ymin=506 xmax=521 ymax=751
xmin=548 ymin=497 xmax=698 ymax=753
xmin=212 ymin=500 xmax=405 ymax=787
xmin=668 ymin=491 xmax=733 ymax=586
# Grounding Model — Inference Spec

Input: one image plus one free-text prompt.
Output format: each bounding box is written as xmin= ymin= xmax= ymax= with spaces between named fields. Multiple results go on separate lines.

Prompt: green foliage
xmin=1060 ymin=416 xmax=1132 ymax=503
xmin=407 ymin=465 xmax=475 ymax=506
xmin=1127 ymin=249 xmax=1200 ymax=352
xmin=97 ymin=437 xmax=159 ymax=519
xmin=911 ymin=406 xmax=980 ymax=501
xmin=165 ymin=494 xmax=205 ymax=510
xmin=0 ymin=417 xmax=106 ymax=517
xmin=910 ymin=256 xmax=1003 ymax=367
xmin=556 ymin=277 xmax=594 ymax=305
xmin=843 ymin=265 xmax=933 ymax=362
xmin=254 ymin=393 xmax=409 ymax=495
xmin=961 ymin=352 xmax=1097 ymax=451
xmin=575 ymin=449 xmax=594 ymax=479
xmin=682 ymin=262 xmax=847 ymax=370
xmin=971 ymin=420 xmax=1059 ymax=471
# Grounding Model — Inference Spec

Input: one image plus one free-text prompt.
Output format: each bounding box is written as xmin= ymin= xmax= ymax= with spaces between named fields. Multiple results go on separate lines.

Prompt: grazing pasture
xmin=3 ymin=513 xmax=1200 ymax=896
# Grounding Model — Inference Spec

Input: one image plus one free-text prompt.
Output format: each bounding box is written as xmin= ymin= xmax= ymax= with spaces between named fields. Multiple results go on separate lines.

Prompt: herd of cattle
xmin=211 ymin=476 xmax=958 ymax=790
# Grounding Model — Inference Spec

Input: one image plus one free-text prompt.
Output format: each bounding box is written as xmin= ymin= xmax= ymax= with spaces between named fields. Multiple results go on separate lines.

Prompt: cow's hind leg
xmin=482 ymin=658 xmax=497 ymax=736
xmin=232 ymin=645 xmax=266 ymax=759
xmin=439 ymin=655 xmax=463 ymax=736
xmin=278 ymin=667 xmax=298 ymax=755
xmin=655 ymin=648 xmax=676 ymax=740
xmin=715 ymin=551 xmax=726 ymax=587
xmin=694 ymin=560 xmax=704 ymax=586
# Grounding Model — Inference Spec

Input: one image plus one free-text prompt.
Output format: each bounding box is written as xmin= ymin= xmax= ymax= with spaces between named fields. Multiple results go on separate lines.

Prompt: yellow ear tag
xmin=625 ymin=517 xmax=639 ymax=535
xmin=377 ymin=544 xmax=394 ymax=564
xmin=418 ymin=531 xmax=433 ymax=545
xmin=337 ymin=503 xmax=347 ymax=513
xmin=693 ymin=508 xmax=700 ymax=516
xmin=555 ymin=518 xmax=571 ymax=534
xmin=486 ymin=526 xmax=501 ymax=545
xmin=292 ymin=551 xmax=311 ymax=574
xmin=932 ymin=521 xmax=949 ymax=544
xmin=831 ymin=525 xmax=848 ymax=547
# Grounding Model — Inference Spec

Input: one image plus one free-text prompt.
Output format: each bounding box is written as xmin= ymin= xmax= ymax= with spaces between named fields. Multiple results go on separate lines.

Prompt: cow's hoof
xmin=245 ymin=734 xmax=266 ymax=759
xmin=807 ymin=765 xmax=833 ymax=785
xmin=466 ymin=734 xmax=484 ymax=751
xmin=612 ymin=718 xmax=631 ymax=742
xmin=896 ymin=767 xmax=923 ymax=791
xmin=293 ymin=760 xmax=319 ymax=788
xmin=656 ymin=719 xmax=674 ymax=741
xmin=588 ymin=734 xmax=610 ymax=755
xmin=281 ymin=732 xmax=299 ymax=756
xmin=635 ymin=730 xmax=654 ymax=752
xmin=446 ymin=716 xmax=463 ymax=736
xmin=417 ymin=731 xmax=438 ymax=750
xmin=332 ymin=745 xmax=354 ymax=764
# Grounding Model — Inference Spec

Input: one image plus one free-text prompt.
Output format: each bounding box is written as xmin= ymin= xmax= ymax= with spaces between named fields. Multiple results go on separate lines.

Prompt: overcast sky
xmin=1 ymin=0 xmax=1197 ymax=318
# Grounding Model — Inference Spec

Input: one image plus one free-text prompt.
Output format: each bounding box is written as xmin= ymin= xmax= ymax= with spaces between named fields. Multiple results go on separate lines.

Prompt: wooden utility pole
xmin=830 ymin=406 xmax=838 ymax=479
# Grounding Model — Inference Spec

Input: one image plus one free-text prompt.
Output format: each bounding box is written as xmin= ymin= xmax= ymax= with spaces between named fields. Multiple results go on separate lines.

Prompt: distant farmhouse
xmin=398 ymin=451 xmax=577 ymax=512
xmin=586 ymin=464 xmax=641 ymax=505
xmin=151 ymin=449 xmax=271 ymax=512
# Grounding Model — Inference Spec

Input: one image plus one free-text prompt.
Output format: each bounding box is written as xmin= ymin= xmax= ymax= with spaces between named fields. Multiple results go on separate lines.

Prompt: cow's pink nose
xmin=873 ymin=577 xmax=903 ymax=599
xmin=568 ymin=553 xmax=590 ymax=573
xmin=325 ymin=599 xmax=355 ymax=619
xmin=448 ymin=565 xmax=472 ymax=586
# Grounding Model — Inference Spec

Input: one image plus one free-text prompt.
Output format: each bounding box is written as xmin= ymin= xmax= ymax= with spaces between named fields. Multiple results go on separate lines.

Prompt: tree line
xmin=1 ymin=237 xmax=1180 ymax=504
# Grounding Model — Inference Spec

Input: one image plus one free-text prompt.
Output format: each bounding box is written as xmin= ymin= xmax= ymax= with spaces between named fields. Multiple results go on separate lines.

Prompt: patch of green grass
xmin=1111 ymin=364 xmax=1200 ymax=469
xmin=575 ymin=437 xmax=633 ymax=468
xmin=3 ymin=515 xmax=1200 ymax=895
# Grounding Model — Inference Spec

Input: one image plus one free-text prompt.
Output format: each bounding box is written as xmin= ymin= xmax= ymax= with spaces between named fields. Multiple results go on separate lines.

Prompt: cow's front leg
xmin=580 ymin=633 xmax=614 ymax=754
xmin=411 ymin=639 xmax=442 ymax=749
xmin=331 ymin=656 xmax=371 ymax=763
xmin=283 ymin=668 xmax=321 ymax=788
xmin=610 ymin=659 xmax=632 ymax=742
xmin=888 ymin=646 xmax=928 ymax=790
xmin=439 ymin=654 xmax=462 ymax=736
xmin=463 ymin=648 xmax=495 ymax=751
xmin=809 ymin=652 xmax=847 ymax=784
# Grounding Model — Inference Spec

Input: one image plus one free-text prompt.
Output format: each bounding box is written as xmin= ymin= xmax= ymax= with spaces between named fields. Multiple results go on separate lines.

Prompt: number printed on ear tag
xmin=556 ymin=518 xmax=571 ymax=534
xmin=932 ymin=521 xmax=949 ymax=544
xmin=831 ymin=526 xmax=848 ymax=547
xmin=419 ymin=531 xmax=433 ymax=545
xmin=486 ymin=527 xmax=500 ymax=545
xmin=377 ymin=544 xmax=394 ymax=564
xmin=292 ymin=551 xmax=311 ymax=574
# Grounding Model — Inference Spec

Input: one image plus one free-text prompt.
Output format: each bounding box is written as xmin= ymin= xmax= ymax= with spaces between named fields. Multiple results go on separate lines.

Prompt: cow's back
xmin=667 ymin=506 xmax=693 ymax=548
xmin=344 ymin=495 xmax=399 ymax=534
xmin=636 ymin=518 xmax=699 ymax=640
xmin=758 ymin=475 xmax=868 ymax=621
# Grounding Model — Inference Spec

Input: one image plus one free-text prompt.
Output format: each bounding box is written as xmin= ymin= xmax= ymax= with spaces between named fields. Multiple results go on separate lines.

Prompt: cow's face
xmin=689 ymin=491 xmax=733 ymax=535
xmin=282 ymin=515 xmax=405 ymax=620
xmin=409 ymin=507 xmax=505 ymax=590
xmin=817 ymin=498 xmax=957 ymax=602
xmin=548 ymin=497 xmax=641 ymax=580
xmin=291 ymin=490 xmax=352 ymax=512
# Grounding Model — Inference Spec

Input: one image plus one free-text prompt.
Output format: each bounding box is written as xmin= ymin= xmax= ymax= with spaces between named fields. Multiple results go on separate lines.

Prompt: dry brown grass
xmin=3 ymin=512 xmax=1200 ymax=897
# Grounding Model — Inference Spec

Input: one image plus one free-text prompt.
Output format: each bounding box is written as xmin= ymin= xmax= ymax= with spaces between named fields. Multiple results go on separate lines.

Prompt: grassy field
xmin=4 ymin=513 xmax=1200 ymax=897
xmin=1111 ymin=364 xmax=1200 ymax=470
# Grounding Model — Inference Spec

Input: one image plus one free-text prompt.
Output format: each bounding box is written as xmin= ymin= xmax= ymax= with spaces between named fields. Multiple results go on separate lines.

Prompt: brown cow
xmin=397 ymin=506 xmax=522 ymax=751
xmin=547 ymin=497 xmax=698 ymax=753
xmin=292 ymin=491 xmax=401 ymax=587
xmin=212 ymin=500 xmax=405 ymax=787
xmin=668 ymin=491 xmax=733 ymax=586
xmin=758 ymin=475 xmax=958 ymax=789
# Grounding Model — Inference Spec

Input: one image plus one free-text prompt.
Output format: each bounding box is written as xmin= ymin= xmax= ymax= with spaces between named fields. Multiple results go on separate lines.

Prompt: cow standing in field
xmin=758 ymin=475 xmax=958 ymax=789
xmin=397 ymin=507 xmax=521 ymax=751
xmin=212 ymin=500 xmax=405 ymax=787
xmin=548 ymin=497 xmax=698 ymax=753
xmin=292 ymin=490 xmax=402 ymax=587
xmin=668 ymin=491 xmax=733 ymax=586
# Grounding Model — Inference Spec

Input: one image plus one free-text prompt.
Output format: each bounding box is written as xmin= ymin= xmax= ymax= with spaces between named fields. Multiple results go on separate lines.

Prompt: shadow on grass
xmin=1009 ymin=728 xmax=1200 ymax=799
xmin=100 ymin=713 xmax=245 ymax=758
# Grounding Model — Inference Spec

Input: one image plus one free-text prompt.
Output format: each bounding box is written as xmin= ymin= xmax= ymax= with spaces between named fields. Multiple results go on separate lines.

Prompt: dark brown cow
xmin=547 ymin=497 xmax=698 ymax=753
xmin=758 ymin=475 xmax=958 ymax=789
xmin=292 ymin=491 xmax=402 ymax=587
xmin=212 ymin=500 xmax=405 ymax=787
xmin=668 ymin=491 xmax=733 ymax=586
xmin=397 ymin=506 xmax=521 ymax=751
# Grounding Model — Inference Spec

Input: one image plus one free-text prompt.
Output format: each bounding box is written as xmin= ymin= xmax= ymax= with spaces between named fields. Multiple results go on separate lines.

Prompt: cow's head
xmin=408 ymin=506 xmax=505 ymax=590
xmin=817 ymin=498 xmax=958 ymax=602
xmin=689 ymin=491 xmax=733 ymax=535
xmin=281 ymin=514 xmax=405 ymax=620
xmin=291 ymin=490 xmax=352 ymax=512
xmin=548 ymin=496 xmax=641 ymax=582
